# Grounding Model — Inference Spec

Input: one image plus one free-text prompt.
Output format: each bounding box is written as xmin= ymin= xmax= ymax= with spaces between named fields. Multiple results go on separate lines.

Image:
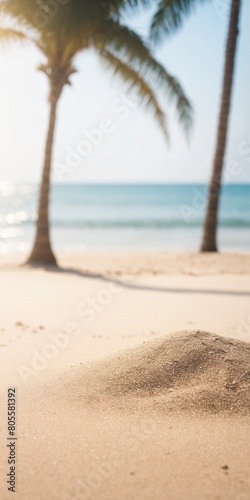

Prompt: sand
xmin=0 ymin=252 xmax=250 ymax=499
xmin=78 ymin=330 xmax=250 ymax=414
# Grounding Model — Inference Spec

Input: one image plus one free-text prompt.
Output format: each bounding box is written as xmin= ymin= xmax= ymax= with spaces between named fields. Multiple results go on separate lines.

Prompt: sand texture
xmin=0 ymin=252 xmax=250 ymax=499
xmin=76 ymin=330 xmax=250 ymax=414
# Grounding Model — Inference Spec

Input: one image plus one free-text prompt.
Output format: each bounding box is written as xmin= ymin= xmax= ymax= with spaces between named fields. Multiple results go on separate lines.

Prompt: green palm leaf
xmin=97 ymin=21 xmax=192 ymax=132
xmin=151 ymin=0 xmax=208 ymax=43
xmin=100 ymin=49 xmax=169 ymax=139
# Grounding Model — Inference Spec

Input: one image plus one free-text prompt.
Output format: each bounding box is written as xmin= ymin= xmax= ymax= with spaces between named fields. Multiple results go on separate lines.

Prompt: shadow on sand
xmin=24 ymin=262 xmax=250 ymax=298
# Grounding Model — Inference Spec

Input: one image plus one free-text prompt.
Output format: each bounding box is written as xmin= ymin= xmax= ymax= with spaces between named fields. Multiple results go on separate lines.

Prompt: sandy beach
xmin=1 ymin=0 xmax=249 ymax=497
xmin=0 ymin=252 xmax=249 ymax=499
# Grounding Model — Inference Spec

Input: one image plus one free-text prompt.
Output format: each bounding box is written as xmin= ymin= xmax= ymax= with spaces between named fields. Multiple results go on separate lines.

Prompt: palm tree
xmin=151 ymin=0 xmax=241 ymax=251
xmin=0 ymin=27 xmax=26 ymax=42
xmin=0 ymin=0 xmax=192 ymax=266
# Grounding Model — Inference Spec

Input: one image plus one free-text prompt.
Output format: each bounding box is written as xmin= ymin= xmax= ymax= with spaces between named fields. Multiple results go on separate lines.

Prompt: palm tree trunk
xmin=27 ymin=84 xmax=61 ymax=266
xmin=200 ymin=0 xmax=241 ymax=252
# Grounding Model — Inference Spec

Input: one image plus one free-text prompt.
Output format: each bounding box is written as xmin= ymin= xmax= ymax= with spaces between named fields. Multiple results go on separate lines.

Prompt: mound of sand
xmin=76 ymin=330 xmax=250 ymax=415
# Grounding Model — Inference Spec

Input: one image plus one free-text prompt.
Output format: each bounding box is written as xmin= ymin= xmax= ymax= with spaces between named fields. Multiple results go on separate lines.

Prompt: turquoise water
xmin=0 ymin=183 xmax=249 ymax=253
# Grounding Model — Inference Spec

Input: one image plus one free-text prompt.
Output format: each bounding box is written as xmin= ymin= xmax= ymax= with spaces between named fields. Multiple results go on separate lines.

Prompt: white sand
xmin=0 ymin=252 xmax=250 ymax=499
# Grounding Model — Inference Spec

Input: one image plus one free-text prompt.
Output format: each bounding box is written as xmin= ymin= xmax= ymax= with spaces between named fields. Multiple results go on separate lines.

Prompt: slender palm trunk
xmin=200 ymin=0 xmax=241 ymax=252
xmin=27 ymin=84 xmax=61 ymax=265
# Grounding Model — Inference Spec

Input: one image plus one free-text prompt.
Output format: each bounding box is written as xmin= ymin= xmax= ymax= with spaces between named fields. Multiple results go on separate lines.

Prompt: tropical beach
xmin=0 ymin=0 xmax=250 ymax=499
xmin=0 ymin=183 xmax=250 ymax=254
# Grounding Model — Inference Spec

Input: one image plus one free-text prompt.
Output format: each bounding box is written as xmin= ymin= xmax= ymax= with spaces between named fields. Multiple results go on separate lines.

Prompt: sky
xmin=0 ymin=0 xmax=249 ymax=185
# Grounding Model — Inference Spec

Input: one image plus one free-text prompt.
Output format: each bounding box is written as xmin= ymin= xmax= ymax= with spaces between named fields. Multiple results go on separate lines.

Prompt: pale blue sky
xmin=0 ymin=0 xmax=249 ymax=184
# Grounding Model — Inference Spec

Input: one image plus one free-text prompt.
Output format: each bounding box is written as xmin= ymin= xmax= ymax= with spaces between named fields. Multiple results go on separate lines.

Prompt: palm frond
xmin=0 ymin=27 xmax=27 ymax=43
xmin=150 ymin=0 xmax=208 ymax=43
xmin=103 ymin=0 xmax=152 ymax=15
xmin=96 ymin=21 xmax=193 ymax=133
xmin=0 ymin=0 xmax=192 ymax=137
xmin=100 ymin=49 xmax=169 ymax=139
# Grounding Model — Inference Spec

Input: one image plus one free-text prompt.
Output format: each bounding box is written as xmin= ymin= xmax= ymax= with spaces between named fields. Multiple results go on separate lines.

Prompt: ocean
xmin=0 ymin=183 xmax=249 ymax=254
